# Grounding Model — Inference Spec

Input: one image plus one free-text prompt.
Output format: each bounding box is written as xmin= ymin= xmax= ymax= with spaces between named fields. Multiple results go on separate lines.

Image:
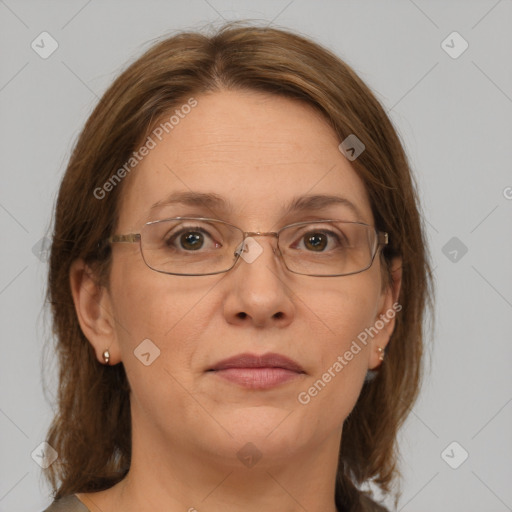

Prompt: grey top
xmin=43 ymin=495 xmax=90 ymax=512
xmin=42 ymin=492 xmax=389 ymax=512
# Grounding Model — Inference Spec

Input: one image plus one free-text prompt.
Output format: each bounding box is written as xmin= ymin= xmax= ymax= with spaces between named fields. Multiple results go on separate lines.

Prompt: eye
xmin=175 ymin=230 xmax=205 ymax=251
xmin=291 ymin=227 xmax=348 ymax=253
xmin=303 ymin=232 xmax=329 ymax=252
xmin=165 ymin=225 xmax=222 ymax=251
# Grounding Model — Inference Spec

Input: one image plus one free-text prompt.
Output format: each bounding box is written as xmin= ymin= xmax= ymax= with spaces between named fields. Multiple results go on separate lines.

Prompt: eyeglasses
xmin=105 ymin=217 xmax=388 ymax=277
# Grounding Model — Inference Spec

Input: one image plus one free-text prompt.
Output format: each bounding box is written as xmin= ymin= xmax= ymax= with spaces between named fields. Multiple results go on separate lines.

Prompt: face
xmin=80 ymin=89 xmax=397 ymax=467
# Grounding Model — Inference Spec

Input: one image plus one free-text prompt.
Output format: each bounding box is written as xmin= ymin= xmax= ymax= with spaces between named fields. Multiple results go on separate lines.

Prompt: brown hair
xmin=44 ymin=21 xmax=434 ymax=511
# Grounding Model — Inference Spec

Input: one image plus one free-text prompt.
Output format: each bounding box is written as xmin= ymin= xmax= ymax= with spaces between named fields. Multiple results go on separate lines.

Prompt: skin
xmin=70 ymin=89 xmax=401 ymax=512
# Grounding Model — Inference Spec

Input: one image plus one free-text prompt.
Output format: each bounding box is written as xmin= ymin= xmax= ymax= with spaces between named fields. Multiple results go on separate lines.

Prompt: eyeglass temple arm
xmin=107 ymin=234 xmax=141 ymax=243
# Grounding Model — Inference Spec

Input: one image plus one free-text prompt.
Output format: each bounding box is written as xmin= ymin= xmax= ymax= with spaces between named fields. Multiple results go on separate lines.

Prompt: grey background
xmin=1 ymin=1 xmax=511 ymax=511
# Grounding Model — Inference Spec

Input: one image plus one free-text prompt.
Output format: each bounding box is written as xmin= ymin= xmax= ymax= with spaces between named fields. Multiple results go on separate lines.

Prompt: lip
xmin=209 ymin=352 xmax=305 ymax=372
xmin=207 ymin=352 xmax=306 ymax=390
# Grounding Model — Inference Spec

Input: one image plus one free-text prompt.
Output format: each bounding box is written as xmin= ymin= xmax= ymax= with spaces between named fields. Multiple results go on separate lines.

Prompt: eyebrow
xmin=149 ymin=191 xmax=365 ymax=222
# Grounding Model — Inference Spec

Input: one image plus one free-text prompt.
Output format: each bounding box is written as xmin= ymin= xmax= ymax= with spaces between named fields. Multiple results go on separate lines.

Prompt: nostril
xmin=237 ymin=312 xmax=247 ymax=319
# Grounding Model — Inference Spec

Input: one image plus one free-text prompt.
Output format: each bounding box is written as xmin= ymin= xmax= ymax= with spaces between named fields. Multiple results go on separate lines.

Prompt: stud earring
xmin=102 ymin=349 xmax=110 ymax=365
xmin=377 ymin=346 xmax=384 ymax=361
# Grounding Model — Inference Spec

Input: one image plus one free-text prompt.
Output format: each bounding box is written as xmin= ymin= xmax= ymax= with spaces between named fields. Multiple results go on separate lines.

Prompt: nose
xmin=223 ymin=234 xmax=295 ymax=328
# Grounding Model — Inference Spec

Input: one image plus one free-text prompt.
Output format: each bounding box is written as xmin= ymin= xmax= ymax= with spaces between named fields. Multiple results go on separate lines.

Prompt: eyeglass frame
xmin=104 ymin=216 xmax=389 ymax=277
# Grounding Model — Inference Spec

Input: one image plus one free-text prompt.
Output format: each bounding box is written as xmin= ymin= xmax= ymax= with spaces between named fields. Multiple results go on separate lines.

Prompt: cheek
xmin=310 ymin=276 xmax=380 ymax=354
xmin=108 ymin=265 xmax=210 ymax=422
xmin=109 ymin=259 xmax=215 ymax=377
xmin=296 ymin=277 xmax=380 ymax=414
xmin=323 ymin=299 xmax=375 ymax=378
xmin=111 ymin=250 xmax=183 ymax=333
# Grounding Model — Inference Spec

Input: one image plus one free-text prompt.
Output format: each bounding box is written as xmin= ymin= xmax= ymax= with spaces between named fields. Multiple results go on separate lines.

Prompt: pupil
xmin=181 ymin=232 xmax=203 ymax=250
xmin=306 ymin=233 xmax=326 ymax=251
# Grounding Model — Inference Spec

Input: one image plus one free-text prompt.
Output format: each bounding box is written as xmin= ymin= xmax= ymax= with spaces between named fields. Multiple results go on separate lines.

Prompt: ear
xmin=368 ymin=256 xmax=402 ymax=370
xmin=69 ymin=258 xmax=122 ymax=365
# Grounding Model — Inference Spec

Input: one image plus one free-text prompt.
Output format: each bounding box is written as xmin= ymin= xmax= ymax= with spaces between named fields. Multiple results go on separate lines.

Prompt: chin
xmin=214 ymin=407 xmax=314 ymax=454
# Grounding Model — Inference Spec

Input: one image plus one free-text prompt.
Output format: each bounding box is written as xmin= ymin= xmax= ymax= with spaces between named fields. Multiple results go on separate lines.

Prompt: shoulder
xmin=42 ymin=495 xmax=91 ymax=512
xmin=358 ymin=492 xmax=390 ymax=512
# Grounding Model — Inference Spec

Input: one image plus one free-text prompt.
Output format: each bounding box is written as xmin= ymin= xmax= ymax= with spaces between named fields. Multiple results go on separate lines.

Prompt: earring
xmin=377 ymin=346 xmax=384 ymax=361
xmin=102 ymin=349 xmax=110 ymax=365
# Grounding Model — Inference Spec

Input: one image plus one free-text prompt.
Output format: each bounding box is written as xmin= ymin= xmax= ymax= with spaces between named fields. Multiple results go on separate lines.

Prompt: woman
xmin=43 ymin=22 xmax=433 ymax=512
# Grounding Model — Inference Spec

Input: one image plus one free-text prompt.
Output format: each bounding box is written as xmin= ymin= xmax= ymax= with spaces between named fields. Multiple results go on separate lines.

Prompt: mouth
xmin=207 ymin=352 xmax=306 ymax=390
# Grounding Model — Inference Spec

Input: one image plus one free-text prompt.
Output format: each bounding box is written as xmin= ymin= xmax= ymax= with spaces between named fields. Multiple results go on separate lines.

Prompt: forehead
xmin=118 ymin=89 xmax=373 ymax=230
